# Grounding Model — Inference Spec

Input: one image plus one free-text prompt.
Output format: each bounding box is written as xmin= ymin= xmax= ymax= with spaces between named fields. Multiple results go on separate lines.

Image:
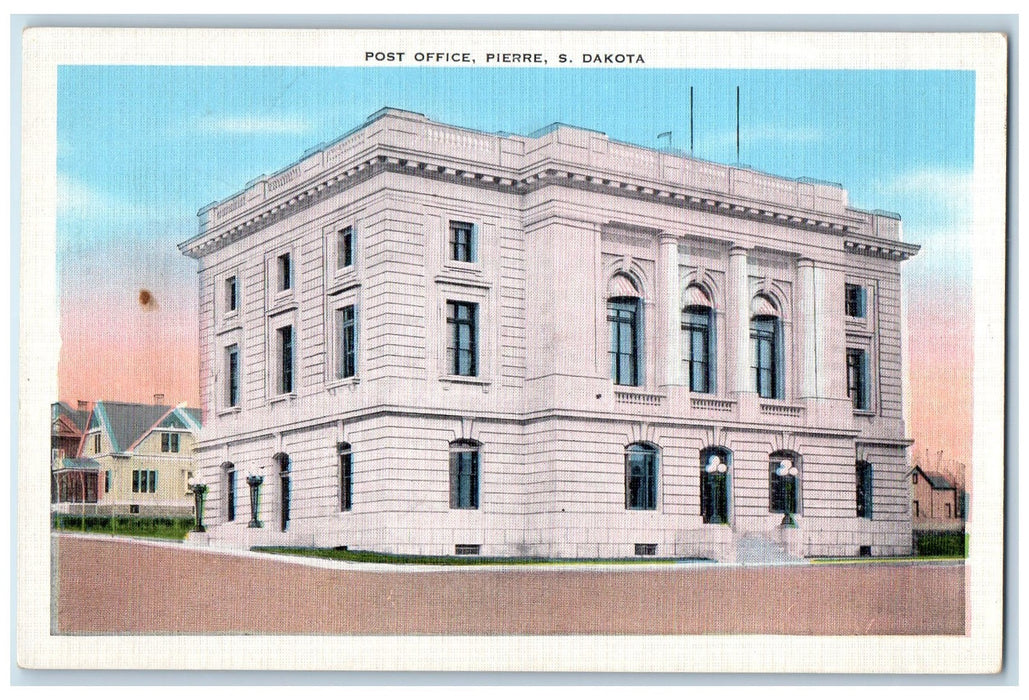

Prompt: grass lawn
xmin=252 ymin=546 xmax=707 ymax=566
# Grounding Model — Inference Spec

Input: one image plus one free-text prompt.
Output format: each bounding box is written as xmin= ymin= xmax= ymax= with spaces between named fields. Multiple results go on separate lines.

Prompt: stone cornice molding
xmin=181 ymin=150 xmax=912 ymax=261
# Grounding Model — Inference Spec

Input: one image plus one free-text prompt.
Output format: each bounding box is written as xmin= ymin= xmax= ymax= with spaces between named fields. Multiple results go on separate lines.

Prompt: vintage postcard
xmin=18 ymin=27 xmax=1007 ymax=673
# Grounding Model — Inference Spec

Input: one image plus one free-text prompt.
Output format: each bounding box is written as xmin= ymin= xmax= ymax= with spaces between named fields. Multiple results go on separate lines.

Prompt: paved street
xmin=53 ymin=533 xmax=965 ymax=635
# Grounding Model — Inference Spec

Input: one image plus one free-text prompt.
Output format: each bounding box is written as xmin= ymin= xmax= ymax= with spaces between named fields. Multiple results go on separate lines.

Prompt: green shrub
xmin=914 ymin=531 xmax=967 ymax=557
xmin=52 ymin=514 xmax=194 ymax=540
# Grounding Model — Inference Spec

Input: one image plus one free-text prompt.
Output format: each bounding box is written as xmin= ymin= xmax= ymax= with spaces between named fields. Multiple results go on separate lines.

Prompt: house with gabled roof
xmin=51 ymin=398 xmax=202 ymax=517
xmin=909 ymin=464 xmax=964 ymax=533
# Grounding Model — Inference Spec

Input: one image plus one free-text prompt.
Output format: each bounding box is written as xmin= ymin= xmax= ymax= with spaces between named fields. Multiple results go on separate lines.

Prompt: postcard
xmin=18 ymin=27 xmax=1007 ymax=673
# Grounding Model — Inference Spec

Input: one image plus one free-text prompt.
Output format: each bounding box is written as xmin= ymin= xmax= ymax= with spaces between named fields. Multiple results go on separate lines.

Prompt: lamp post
xmin=246 ymin=465 xmax=265 ymax=528
xmin=777 ymin=460 xmax=800 ymax=528
xmin=188 ymin=476 xmax=208 ymax=533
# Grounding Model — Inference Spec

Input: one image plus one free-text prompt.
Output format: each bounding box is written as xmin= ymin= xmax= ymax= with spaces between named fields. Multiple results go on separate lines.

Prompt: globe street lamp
xmin=776 ymin=459 xmax=800 ymax=528
xmin=187 ymin=476 xmax=208 ymax=533
xmin=246 ymin=464 xmax=265 ymax=528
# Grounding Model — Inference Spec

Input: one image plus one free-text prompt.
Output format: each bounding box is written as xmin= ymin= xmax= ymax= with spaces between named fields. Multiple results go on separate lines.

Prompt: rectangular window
xmin=161 ymin=433 xmax=180 ymax=453
xmin=449 ymin=447 xmax=479 ymax=509
xmin=946 ymin=502 xmax=952 ymax=518
xmin=609 ymin=298 xmax=641 ymax=386
xmin=634 ymin=543 xmax=657 ymax=556
xmin=337 ymin=305 xmax=357 ymax=379
xmin=845 ymin=283 xmax=866 ymax=318
xmin=278 ymin=326 xmax=294 ymax=394
xmin=683 ymin=308 xmax=712 ymax=393
xmin=913 ymin=500 xmax=920 ymax=517
xmin=93 ymin=433 xmax=101 ymax=453
xmin=446 ymin=301 xmax=478 ymax=377
xmin=104 ymin=471 xmax=111 ymax=492
xmin=847 ymin=348 xmax=869 ymax=410
xmin=769 ymin=457 xmax=798 ymax=514
xmin=455 ymin=544 xmax=481 ymax=556
xmin=751 ymin=317 xmax=779 ymax=399
xmin=339 ymin=447 xmax=353 ymax=512
xmin=337 ymin=226 xmax=354 ymax=269
xmin=277 ymin=252 xmax=292 ymax=291
xmin=227 ymin=344 xmax=240 ymax=407
xmin=227 ymin=469 xmax=236 ymax=522
xmin=449 ymin=221 xmax=476 ymax=263
xmin=625 ymin=447 xmax=658 ymax=510
xmin=856 ymin=462 xmax=873 ymax=519
xmin=226 ymin=275 xmax=238 ymax=312
xmin=131 ymin=470 xmax=157 ymax=494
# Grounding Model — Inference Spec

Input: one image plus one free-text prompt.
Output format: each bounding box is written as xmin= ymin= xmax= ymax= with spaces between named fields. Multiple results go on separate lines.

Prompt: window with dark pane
xmin=337 ymin=305 xmax=357 ymax=379
xmin=446 ymin=301 xmax=478 ymax=376
xmin=449 ymin=441 xmax=480 ymax=509
xmin=277 ymin=252 xmax=292 ymax=291
xmin=339 ymin=443 xmax=353 ymax=511
xmin=608 ymin=297 xmax=641 ymax=386
xmin=750 ymin=316 xmax=780 ymax=399
xmin=625 ymin=443 xmax=658 ymax=510
xmin=227 ymin=344 xmax=240 ymax=407
xmin=683 ymin=305 xmax=713 ymax=393
xmin=769 ymin=452 xmax=799 ymax=514
xmin=700 ymin=447 xmax=731 ymax=524
xmin=226 ymin=275 xmax=238 ymax=312
xmin=845 ymin=283 xmax=866 ymax=318
xmin=846 ymin=348 xmax=869 ymax=410
xmin=278 ymin=325 xmax=294 ymax=393
xmin=449 ymin=220 xmax=475 ymax=263
xmin=338 ymin=226 xmax=354 ymax=269
xmin=856 ymin=461 xmax=874 ymax=518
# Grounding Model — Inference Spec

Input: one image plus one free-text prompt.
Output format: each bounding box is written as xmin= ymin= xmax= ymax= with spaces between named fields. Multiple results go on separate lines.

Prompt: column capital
xmin=797 ymin=257 xmax=816 ymax=269
xmin=657 ymin=232 xmax=679 ymax=245
xmin=729 ymin=245 xmax=750 ymax=257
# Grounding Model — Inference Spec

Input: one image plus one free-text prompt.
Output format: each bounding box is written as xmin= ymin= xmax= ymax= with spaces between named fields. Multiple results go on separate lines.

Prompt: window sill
xmin=269 ymin=393 xmax=297 ymax=405
xmin=216 ymin=321 xmax=243 ymax=336
xmin=216 ymin=406 xmax=241 ymax=417
xmin=853 ymin=408 xmax=876 ymax=417
xmin=327 ymin=377 xmax=361 ymax=391
xmin=434 ymin=272 xmax=489 ymax=290
xmin=440 ymin=375 xmax=491 ymax=387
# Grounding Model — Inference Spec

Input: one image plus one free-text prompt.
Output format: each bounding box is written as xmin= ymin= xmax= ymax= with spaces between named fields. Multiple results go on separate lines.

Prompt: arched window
xmin=750 ymin=294 xmax=783 ymax=399
xmin=625 ymin=443 xmax=659 ymax=510
xmin=449 ymin=440 xmax=480 ymax=509
xmin=682 ymin=285 xmax=714 ymax=393
xmin=700 ymin=447 xmax=731 ymax=524
xmin=274 ymin=453 xmax=290 ymax=532
xmin=608 ymin=273 xmax=643 ymax=387
xmin=338 ymin=442 xmax=353 ymax=512
xmin=221 ymin=461 xmax=236 ymax=522
xmin=769 ymin=451 xmax=800 ymax=515
xmin=856 ymin=460 xmax=873 ymax=519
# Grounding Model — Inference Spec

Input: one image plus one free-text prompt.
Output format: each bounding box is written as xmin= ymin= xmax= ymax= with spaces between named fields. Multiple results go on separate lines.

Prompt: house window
xmin=449 ymin=220 xmax=476 ymax=263
xmin=93 ymin=433 xmax=101 ymax=453
xmin=278 ymin=325 xmax=294 ymax=394
xmin=337 ymin=226 xmax=355 ymax=269
xmin=449 ymin=440 xmax=480 ymax=509
xmin=276 ymin=453 xmax=290 ymax=532
xmin=609 ymin=297 xmax=641 ymax=386
xmin=912 ymin=472 xmax=919 ymax=484
xmin=700 ymin=447 xmax=731 ymax=524
xmin=277 ymin=252 xmax=292 ymax=291
xmin=161 ymin=432 xmax=180 ymax=453
xmin=769 ymin=452 xmax=799 ymax=515
xmin=847 ymin=348 xmax=869 ymax=410
xmin=226 ymin=275 xmax=238 ymax=313
xmin=856 ymin=461 xmax=873 ymax=519
xmin=104 ymin=471 xmax=111 ymax=492
xmin=945 ymin=502 xmax=953 ymax=518
xmin=845 ymin=283 xmax=866 ymax=318
xmin=913 ymin=500 xmax=920 ymax=517
xmin=683 ymin=301 xmax=713 ymax=393
xmin=226 ymin=344 xmax=240 ymax=407
xmin=225 ymin=465 xmax=237 ymax=522
xmin=131 ymin=470 xmax=157 ymax=494
xmin=336 ymin=305 xmax=357 ymax=379
xmin=446 ymin=301 xmax=478 ymax=377
xmin=338 ymin=442 xmax=353 ymax=512
xmin=625 ymin=443 xmax=658 ymax=510
xmin=750 ymin=294 xmax=783 ymax=399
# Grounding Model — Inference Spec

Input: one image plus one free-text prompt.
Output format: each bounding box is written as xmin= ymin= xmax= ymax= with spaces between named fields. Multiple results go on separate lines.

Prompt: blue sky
xmin=57 ymin=66 xmax=975 ymax=300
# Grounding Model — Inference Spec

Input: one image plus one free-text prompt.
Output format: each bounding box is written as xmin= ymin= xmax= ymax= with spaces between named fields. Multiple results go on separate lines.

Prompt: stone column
xmin=657 ymin=233 xmax=681 ymax=388
xmin=797 ymin=258 xmax=818 ymax=399
xmin=727 ymin=246 xmax=751 ymax=396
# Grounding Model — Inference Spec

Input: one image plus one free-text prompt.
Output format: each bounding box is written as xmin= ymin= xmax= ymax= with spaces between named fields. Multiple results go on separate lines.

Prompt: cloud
xmin=197 ymin=115 xmax=311 ymax=134
xmin=869 ymin=168 xmax=974 ymax=230
xmin=57 ymin=176 xmax=152 ymax=220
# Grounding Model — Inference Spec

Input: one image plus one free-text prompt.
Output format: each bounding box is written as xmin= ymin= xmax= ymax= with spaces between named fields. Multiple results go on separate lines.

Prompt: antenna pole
xmin=690 ymin=86 xmax=694 ymax=154
xmin=736 ymin=85 xmax=740 ymax=163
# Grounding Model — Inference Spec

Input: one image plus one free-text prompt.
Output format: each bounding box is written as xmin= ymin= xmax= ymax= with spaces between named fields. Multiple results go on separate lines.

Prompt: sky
xmin=56 ymin=66 xmax=976 ymax=467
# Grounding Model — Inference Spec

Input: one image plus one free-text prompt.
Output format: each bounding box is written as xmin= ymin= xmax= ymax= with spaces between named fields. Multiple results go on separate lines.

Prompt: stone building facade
xmin=180 ymin=108 xmax=919 ymax=559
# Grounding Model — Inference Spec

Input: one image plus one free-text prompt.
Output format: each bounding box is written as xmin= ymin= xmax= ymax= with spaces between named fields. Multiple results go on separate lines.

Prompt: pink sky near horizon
xmin=57 ymin=277 xmax=974 ymax=470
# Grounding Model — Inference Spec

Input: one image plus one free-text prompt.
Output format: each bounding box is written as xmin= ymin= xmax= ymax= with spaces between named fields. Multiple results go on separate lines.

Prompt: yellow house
xmin=58 ymin=400 xmax=202 ymax=517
